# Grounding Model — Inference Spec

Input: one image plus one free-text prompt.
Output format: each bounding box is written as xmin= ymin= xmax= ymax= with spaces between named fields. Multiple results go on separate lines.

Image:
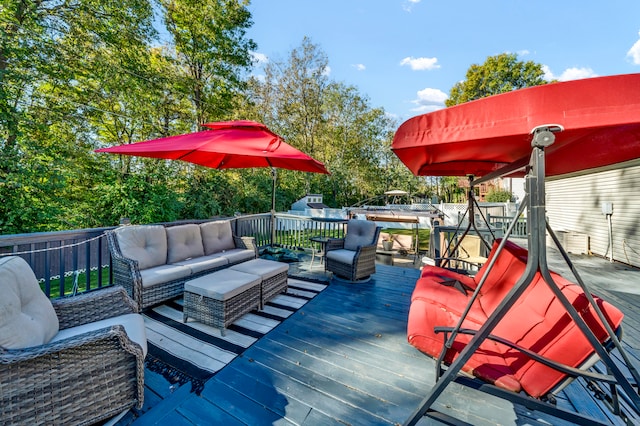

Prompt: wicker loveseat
xmin=106 ymin=220 xmax=258 ymax=310
xmin=0 ymin=256 xmax=147 ymax=426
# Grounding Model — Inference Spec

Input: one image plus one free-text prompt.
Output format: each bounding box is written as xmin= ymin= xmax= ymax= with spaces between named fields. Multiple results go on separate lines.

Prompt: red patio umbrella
xmin=392 ymin=73 xmax=640 ymax=177
xmin=96 ymin=120 xmax=329 ymax=219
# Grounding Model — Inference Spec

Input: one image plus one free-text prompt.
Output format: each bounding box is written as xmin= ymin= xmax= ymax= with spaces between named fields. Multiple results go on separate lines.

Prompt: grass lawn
xmin=382 ymin=227 xmax=430 ymax=252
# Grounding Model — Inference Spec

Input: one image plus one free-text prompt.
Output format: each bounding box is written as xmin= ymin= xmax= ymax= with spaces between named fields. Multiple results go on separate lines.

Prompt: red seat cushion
xmin=408 ymin=239 xmax=625 ymax=397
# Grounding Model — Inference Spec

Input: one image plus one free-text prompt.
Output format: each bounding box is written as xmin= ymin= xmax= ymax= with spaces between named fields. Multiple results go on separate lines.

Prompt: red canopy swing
xmin=392 ymin=74 xmax=640 ymax=426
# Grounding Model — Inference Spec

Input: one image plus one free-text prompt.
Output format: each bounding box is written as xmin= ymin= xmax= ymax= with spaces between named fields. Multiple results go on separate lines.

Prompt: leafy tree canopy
xmin=446 ymin=53 xmax=549 ymax=107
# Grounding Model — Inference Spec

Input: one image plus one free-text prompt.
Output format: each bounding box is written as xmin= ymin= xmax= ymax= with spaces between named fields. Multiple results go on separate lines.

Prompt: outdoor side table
xmin=309 ymin=236 xmax=331 ymax=268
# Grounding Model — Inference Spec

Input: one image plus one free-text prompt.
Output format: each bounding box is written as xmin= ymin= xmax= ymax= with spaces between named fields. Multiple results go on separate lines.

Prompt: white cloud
xmin=402 ymin=0 xmax=421 ymax=12
xmin=352 ymin=63 xmax=366 ymax=71
xmin=517 ymin=49 xmax=530 ymax=57
xmin=410 ymin=87 xmax=448 ymax=113
xmin=321 ymin=65 xmax=331 ymax=77
xmin=250 ymin=51 xmax=268 ymax=65
xmin=542 ymin=65 xmax=597 ymax=82
xmin=627 ymin=31 xmax=640 ymax=65
xmin=399 ymin=56 xmax=440 ymax=71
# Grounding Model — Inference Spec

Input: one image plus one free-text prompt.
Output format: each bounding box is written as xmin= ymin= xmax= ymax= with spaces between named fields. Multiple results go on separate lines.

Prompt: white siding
xmin=546 ymin=164 xmax=640 ymax=267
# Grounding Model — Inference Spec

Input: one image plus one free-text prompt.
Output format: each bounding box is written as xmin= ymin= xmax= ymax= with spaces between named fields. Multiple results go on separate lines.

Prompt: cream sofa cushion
xmin=139 ymin=264 xmax=191 ymax=288
xmin=0 ymin=257 xmax=59 ymax=349
xmin=200 ymin=220 xmax=235 ymax=255
xmin=174 ymin=254 xmax=229 ymax=275
xmin=116 ymin=225 xmax=167 ymax=270
xmin=166 ymin=224 xmax=205 ymax=263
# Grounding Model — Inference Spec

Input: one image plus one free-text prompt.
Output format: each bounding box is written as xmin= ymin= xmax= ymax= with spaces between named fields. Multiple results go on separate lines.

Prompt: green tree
xmin=160 ymin=0 xmax=256 ymax=125
xmin=446 ymin=53 xmax=548 ymax=107
xmin=485 ymin=189 xmax=513 ymax=203
xmin=439 ymin=53 xmax=549 ymax=201
xmin=0 ymin=0 xmax=156 ymax=233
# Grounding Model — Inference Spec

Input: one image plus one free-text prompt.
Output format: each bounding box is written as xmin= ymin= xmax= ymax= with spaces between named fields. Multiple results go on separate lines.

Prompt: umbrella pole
xmin=271 ymin=168 xmax=277 ymax=245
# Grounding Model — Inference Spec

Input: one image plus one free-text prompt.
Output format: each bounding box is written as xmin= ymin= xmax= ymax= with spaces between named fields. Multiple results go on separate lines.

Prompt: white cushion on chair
xmin=166 ymin=224 xmax=205 ymax=263
xmin=0 ymin=257 xmax=59 ymax=349
xmin=200 ymin=220 xmax=235 ymax=255
xmin=116 ymin=225 xmax=168 ymax=270
xmin=326 ymin=249 xmax=356 ymax=264
xmin=50 ymin=313 xmax=148 ymax=357
xmin=344 ymin=220 xmax=377 ymax=251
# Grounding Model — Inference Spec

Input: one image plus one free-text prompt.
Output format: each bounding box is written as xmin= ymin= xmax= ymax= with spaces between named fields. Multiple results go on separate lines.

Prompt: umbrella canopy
xmin=96 ymin=120 xmax=329 ymax=175
xmin=392 ymin=73 xmax=640 ymax=177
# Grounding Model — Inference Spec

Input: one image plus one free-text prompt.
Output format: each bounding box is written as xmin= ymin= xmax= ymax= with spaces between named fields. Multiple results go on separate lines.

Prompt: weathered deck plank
xmin=126 ymin=254 xmax=640 ymax=426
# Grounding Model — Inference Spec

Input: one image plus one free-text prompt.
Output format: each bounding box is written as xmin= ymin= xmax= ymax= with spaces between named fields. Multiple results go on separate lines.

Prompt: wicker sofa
xmin=106 ymin=220 xmax=258 ymax=310
xmin=0 ymin=256 xmax=147 ymax=426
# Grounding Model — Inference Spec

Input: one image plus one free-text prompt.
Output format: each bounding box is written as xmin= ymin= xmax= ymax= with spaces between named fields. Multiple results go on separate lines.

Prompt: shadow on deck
xmin=120 ymin=247 xmax=640 ymax=425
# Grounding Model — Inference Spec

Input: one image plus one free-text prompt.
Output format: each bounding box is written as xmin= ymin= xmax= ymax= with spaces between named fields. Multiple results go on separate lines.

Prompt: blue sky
xmin=247 ymin=0 xmax=640 ymax=123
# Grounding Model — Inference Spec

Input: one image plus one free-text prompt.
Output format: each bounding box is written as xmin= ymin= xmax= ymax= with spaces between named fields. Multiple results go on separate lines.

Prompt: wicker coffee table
xmin=183 ymin=269 xmax=261 ymax=335
xmin=229 ymin=258 xmax=289 ymax=309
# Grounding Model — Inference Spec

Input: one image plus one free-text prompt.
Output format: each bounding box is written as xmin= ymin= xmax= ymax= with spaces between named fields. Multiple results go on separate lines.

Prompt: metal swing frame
xmin=406 ymin=126 xmax=640 ymax=425
xmin=439 ymin=175 xmax=495 ymax=270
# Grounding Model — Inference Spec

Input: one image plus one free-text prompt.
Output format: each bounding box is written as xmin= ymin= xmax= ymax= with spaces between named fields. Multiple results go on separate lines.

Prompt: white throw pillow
xmin=0 ymin=257 xmax=59 ymax=349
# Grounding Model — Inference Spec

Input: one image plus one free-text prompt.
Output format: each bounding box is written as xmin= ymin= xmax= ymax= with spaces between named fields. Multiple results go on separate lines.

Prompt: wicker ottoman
xmin=229 ymin=259 xmax=289 ymax=309
xmin=183 ymin=269 xmax=261 ymax=335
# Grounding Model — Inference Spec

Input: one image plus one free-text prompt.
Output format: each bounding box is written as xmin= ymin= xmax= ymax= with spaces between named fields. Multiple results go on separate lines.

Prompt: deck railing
xmin=487 ymin=214 xmax=528 ymax=238
xmin=0 ymin=227 xmax=117 ymax=298
xmin=272 ymin=214 xmax=347 ymax=250
xmin=0 ymin=213 xmax=350 ymax=299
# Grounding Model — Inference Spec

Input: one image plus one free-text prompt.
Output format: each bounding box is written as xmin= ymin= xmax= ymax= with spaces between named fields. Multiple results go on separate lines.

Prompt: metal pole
xmin=271 ymin=167 xmax=277 ymax=245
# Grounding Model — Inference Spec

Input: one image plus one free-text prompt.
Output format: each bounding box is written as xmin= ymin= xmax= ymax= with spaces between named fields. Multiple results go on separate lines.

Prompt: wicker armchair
xmin=325 ymin=219 xmax=382 ymax=282
xmin=0 ymin=256 xmax=146 ymax=426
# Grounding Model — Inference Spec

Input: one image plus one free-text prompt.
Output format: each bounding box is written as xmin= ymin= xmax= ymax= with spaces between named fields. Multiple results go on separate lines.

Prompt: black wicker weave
xmin=0 ymin=286 xmax=145 ymax=426
xmin=106 ymin=227 xmax=258 ymax=310
xmin=325 ymin=226 xmax=382 ymax=281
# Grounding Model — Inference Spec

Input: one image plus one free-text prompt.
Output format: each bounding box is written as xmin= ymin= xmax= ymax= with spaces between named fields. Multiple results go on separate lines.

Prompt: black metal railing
xmin=0 ymin=227 xmax=116 ymax=298
xmin=0 ymin=213 xmax=350 ymax=299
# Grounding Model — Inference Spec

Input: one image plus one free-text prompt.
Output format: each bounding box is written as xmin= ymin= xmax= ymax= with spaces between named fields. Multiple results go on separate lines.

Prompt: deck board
xmin=125 ymin=256 xmax=640 ymax=426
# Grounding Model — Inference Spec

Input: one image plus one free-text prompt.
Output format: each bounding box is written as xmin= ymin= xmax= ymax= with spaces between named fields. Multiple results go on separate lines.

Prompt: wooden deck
xmin=123 ymin=250 xmax=640 ymax=426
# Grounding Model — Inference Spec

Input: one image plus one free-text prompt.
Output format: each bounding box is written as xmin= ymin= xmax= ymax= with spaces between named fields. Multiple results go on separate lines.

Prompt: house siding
xmin=546 ymin=164 xmax=640 ymax=268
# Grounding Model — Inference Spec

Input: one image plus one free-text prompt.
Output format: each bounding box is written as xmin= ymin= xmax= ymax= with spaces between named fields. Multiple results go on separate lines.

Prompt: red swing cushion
xmin=407 ymin=239 xmax=624 ymax=397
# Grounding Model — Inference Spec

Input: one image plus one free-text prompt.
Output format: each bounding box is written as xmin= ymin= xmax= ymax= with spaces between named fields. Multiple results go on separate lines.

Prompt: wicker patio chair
xmin=325 ymin=219 xmax=381 ymax=282
xmin=0 ymin=256 xmax=146 ymax=426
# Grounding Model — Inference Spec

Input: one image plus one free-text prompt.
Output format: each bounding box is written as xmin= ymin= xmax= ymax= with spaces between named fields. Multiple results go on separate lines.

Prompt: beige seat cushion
xmin=116 ymin=225 xmax=168 ymax=270
xmin=229 ymin=258 xmax=288 ymax=280
xmin=139 ymin=264 xmax=191 ymax=288
xmin=174 ymin=254 xmax=229 ymax=275
xmin=185 ymin=269 xmax=260 ymax=301
xmin=200 ymin=220 xmax=236 ymax=255
xmin=166 ymin=224 xmax=205 ymax=263
xmin=221 ymin=248 xmax=256 ymax=265
xmin=0 ymin=257 xmax=59 ymax=349
xmin=51 ymin=313 xmax=147 ymax=357
xmin=326 ymin=249 xmax=357 ymax=264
